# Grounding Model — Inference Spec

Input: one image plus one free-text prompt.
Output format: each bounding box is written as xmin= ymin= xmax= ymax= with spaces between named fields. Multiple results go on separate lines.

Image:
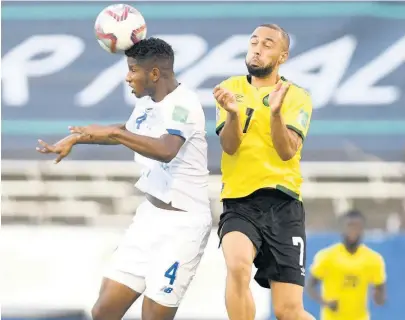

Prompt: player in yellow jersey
xmin=213 ymin=24 xmax=314 ymax=320
xmin=307 ymin=210 xmax=386 ymax=320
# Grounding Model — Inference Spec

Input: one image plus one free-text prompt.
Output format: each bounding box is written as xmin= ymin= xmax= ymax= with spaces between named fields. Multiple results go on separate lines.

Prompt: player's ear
xmin=150 ymin=67 xmax=160 ymax=83
xmin=279 ymin=51 xmax=289 ymax=65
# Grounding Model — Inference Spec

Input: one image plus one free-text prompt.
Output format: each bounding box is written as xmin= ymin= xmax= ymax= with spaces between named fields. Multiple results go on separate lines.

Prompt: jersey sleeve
xmin=370 ymin=254 xmax=387 ymax=286
xmin=282 ymin=88 xmax=312 ymax=141
xmin=164 ymin=104 xmax=195 ymax=140
xmin=310 ymin=249 xmax=330 ymax=280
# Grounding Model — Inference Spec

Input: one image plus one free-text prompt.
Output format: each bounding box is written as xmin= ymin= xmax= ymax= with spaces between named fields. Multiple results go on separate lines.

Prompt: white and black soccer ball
xmin=94 ymin=4 xmax=147 ymax=54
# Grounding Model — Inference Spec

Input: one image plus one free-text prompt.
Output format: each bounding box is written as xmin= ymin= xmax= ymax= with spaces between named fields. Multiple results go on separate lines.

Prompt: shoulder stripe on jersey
xmin=166 ymin=129 xmax=185 ymax=138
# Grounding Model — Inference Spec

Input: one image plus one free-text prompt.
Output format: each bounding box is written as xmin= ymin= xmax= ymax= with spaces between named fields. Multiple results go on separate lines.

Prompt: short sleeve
xmin=282 ymin=88 xmax=312 ymax=141
xmin=164 ymin=104 xmax=194 ymax=140
xmin=310 ymin=249 xmax=330 ymax=280
xmin=370 ymin=254 xmax=386 ymax=286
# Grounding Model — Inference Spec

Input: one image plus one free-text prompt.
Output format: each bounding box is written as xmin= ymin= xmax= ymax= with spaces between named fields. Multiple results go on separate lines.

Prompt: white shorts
xmin=104 ymin=200 xmax=212 ymax=307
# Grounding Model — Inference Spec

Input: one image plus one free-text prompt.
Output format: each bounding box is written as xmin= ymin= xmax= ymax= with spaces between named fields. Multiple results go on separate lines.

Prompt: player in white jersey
xmin=36 ymin=38 xmax=212 ymax=320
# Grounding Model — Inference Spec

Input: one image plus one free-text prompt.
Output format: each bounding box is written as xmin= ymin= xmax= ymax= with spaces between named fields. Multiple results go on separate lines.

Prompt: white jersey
xmin=125 ymin=84 xmax=210 ymax=212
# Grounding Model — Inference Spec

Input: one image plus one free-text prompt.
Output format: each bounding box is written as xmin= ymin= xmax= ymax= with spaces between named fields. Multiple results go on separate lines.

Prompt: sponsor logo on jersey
xmin=235 ymin=94 xmax=244 ymax=103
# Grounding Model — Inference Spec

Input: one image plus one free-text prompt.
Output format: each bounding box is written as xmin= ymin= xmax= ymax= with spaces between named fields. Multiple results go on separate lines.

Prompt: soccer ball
xmin=94 ymin=4 xmax=147 ymax=54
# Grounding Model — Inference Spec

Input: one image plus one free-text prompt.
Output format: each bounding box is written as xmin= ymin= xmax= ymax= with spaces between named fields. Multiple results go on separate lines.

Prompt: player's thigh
xmin=219 ymin=201 xmax=263 ymax=273
xmin=93 ymin=201 xmax=155 ymax=319
xmin=92 ymin=277 xmax=142 ymax=320
xmin=144 ymin=211 xmax=212 ymax=308
xmin=221 ymin=229 xmax=257 ymax=276
xmin=270 ymin=281 xmax=305 ymax=318
xmin=266 ymin=197 xmax=306 ymax=287
xmin=108 ymin=200 xmax=155 ymax=278
xmin=142 ymin=296 xmax=178 ymax=320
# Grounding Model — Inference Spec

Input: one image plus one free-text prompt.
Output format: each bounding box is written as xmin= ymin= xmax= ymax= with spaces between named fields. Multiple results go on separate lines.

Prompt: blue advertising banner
xmin=2 ymin=2 xmax=405 ymax=169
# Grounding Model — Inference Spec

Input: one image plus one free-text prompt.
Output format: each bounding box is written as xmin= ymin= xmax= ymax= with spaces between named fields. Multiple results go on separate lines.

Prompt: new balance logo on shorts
xmin=160 ymin=286 xmax=173 ymax=294
xmin=300 ymin=267 xmax=306 ymax=277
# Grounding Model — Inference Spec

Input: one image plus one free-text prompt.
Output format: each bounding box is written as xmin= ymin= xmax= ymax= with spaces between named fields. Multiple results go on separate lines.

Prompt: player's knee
xmin=91 ymin=303 xmax=116 ymax=320
xmin=273 ymin=301 xmax=304 ymax=320
xmin=225 ymin=254 xmax=252 ymax=285
xmin=222 ymin=232 xmax=255 ymax=286
xmin=91 ymin=304 xmax=103 ymax=320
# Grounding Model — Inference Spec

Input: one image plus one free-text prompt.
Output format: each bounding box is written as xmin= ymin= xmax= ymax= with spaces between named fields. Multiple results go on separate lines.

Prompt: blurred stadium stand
xmin=2 ymin=160 xmax=404 ymax=230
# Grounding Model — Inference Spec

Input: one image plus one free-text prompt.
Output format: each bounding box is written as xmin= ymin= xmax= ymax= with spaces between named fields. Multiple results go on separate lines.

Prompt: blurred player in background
xmin=213 ymin=24 xmax=314 ymax=320
xmin=36 ymin=38 xmax=212 ymax=320
xmin=307 ymin=210 xmax=386 ymax=320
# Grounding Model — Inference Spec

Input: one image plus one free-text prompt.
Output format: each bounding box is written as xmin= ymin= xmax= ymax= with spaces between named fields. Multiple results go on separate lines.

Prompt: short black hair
xmin=342 ymin=209 xmax=366 ymax=222
xmin=125 ymin=37 xmax=174 ymax=69
xmin=260 ymin=23 xmax=290 ymax=50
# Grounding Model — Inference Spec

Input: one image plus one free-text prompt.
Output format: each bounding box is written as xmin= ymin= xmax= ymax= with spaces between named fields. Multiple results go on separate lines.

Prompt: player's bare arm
xmin=373 ymin=283 xmax=386 ymax=305
xmin=269 ymin=82 xmax=302 ymax=161
xmin=306 ymin=275 xmax=338 ymax=311
xmin=75 ymin=123 xmax=127 ymax=144
xmin=35 ymin=123 xmax=125 ymax=163
xmin=271 ymin=113 xmax=302 ymax=161
xmin=372 ymin=253 xmax=387 ymax=306
xmin=69 ymin=124 xmax=185 ymax=163
xmin=213 ymin=86 xmax=242 ymax=155
xmin=109 ymin=128 xmax=185 ymax=163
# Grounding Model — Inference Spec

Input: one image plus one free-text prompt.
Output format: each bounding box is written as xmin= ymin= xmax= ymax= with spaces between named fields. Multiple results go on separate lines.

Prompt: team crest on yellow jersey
xmin=262 ymin=95 xmax=270 ymax=107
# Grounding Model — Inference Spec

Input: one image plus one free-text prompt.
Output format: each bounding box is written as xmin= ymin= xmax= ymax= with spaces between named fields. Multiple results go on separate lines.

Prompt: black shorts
xmin=218 ymin=188 xmax=306 ymax=289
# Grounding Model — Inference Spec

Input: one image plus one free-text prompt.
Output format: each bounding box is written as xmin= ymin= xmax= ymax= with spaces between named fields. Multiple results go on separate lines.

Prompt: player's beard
xmin=246 ymin=61 xmax=273 ymax=78
xmin=343 ymin=236 xmax=362 ymax=251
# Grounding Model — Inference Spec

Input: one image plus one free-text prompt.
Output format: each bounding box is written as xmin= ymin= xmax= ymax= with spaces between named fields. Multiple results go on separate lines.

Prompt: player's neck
xmin=250 ymin=72 xmax=280 ymax=88
xmin=151 ymin=78 xmax=179 ymax=102
xmin=343 ymin=241 xmax=361 ymax=254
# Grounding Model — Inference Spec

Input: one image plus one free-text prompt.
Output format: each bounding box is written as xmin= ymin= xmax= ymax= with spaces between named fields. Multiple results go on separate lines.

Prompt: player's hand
xmin=213 ymin=86 xmax=238 ymax=113
xmin=268 ymin=81 xmax=291 ymax=116
xmin=69 ymin=124 xmax=114 ymax=140
xmin=35 ymin=136 xmax=77 ymax=164
xmin=324 ymin=300 xmax=339 ymax=312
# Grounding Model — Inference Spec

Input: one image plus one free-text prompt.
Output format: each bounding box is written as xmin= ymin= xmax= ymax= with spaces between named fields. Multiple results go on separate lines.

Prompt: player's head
xmin=125 ymin=37 xmax=175 ymax=99
xmin=341 ymin=209 xmax=366 ymax=246
xmin=245 ymin=24 xmax=290 ymax=78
